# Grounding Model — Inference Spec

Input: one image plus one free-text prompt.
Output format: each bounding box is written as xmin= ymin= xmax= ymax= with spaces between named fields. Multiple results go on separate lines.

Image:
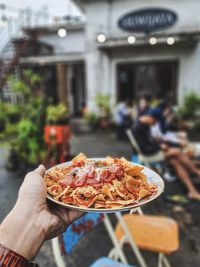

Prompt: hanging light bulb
xmin=127 ymin=35 xmax=136 ymax=44
xmin=58 ymin=28 xmax=67 ymax=38
xmin=97 ymin=33 xmax=106 ymax=43
xmin=149 ymin=37 xmax=157 ymax=45
xmin=167 ymin=37 xmax=175 ymax=45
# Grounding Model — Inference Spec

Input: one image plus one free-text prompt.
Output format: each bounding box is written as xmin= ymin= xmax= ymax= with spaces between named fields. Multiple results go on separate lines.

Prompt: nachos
xmin=45 ymin=153 xmax=157 ymax=209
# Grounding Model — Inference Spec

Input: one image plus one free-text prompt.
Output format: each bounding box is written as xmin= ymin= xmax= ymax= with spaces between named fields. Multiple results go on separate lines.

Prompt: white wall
xmin=83 ymin=0 xmax=200 ymax=37
xmin=37 ymin=0 xmax=200 ymax=108
xmin=39 ymin=29 xmax=85 ymax=54
xmin=81 ymin=0 xmax=200 ymax=108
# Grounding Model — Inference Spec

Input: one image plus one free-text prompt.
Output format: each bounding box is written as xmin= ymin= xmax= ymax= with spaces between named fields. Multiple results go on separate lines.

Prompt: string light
xmin=97 ymin=33 xmax=106 ymax=43
xmin=149 ymin=37 xmax=157 ymax=45
xmin=58 ymin=28 xmax=67 ymax=38
xmin=127 ymin=35 xmax=136 ymax=44
xmin=167 ymin=37 xmax=175 ymax=45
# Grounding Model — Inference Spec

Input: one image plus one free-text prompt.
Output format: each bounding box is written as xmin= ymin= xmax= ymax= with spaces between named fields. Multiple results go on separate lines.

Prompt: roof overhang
xmin=19 ymin=53 xmax=84 ymax=65
xmin=97 ymin=30 xmax=200 ymax=50
xmin=23 ymin=22 xmax=85 ymax=37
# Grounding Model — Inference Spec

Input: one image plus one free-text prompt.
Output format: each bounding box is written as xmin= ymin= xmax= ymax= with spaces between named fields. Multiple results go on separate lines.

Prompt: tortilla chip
xmin=75 ymin=186 xmax=98 ymax=198
xmin=45 ymin=175 xmax=55 ymax=187
xmin=126 ymin=176 xmax=141 ymax=194
xmin=106 ymin=204 xmax=123 ymax=209
xmin=106 ymin=199 xmax=135 ymax=206
xmin=105 ymin=156 xmax=115 ymax=164
xmin=138 ymin=188 xmax=151 ymax=200
xmin=113 ymin=180 xmax=127 ymax=199
xmin=95 ymin=202 xmax=106 ymax=209
xmin=126 ymin=165 xmax=144 ymax=176
xmin=102 ymin=184 xmax=114 ymax=200
xmin=72 ymin=153 xmax=87 ymax=162
xmin=47 ymin=184 xmax=63 ymax=196
xmin=55 ymin=186 xmax=70 ymax=201
xmin=97 ymin=194 xmax=106 ymax=201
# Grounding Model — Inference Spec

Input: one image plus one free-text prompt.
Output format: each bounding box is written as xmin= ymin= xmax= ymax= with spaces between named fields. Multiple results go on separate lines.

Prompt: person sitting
xmin=132 ymin=110 xmax=200 ymax=200
xmin=131 ymin=94 xmax=152 ymax=123
xmin=136 ymin=93 xmax=152 ymax=118
xmin=114 ymin=99 xmax=131 ymax=139
xmin=150 ymin=101 xmax=187 ymax=147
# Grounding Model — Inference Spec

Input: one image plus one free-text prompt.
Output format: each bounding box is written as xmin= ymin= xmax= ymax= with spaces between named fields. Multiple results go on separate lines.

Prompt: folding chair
xmin=52 ymin=208 xmax=179 ymax=267
xmin=126 ymin=129 xmax=165 ymax=173
xmin=115 ymin=209 xmax=179 ymax=267
xmin=51 ymin=212 xmax=148 ymax=267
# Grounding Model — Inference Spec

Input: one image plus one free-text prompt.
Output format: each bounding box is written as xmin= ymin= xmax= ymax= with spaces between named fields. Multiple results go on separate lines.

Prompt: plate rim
xmin=46 ymin=158 xmax=165 ymax=213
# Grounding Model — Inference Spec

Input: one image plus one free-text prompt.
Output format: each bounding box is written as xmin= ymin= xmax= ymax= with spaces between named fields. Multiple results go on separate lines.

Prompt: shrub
xmin=181 ymin=92 xmax=200 ymax=118
xmin=0 ymin=114 xmax=6 ymax=132
xmin=46 ymin=103 xmax=69 ymax=124
xmin=84 ymin=112 xmax=98 ymax=127
xmin=15 ymin=119 xmax=41 ymax=165
xmin=94 ymin=93 xmax=111 ymax=118
xmin=3 ymin=103 xmax=21 ymax=123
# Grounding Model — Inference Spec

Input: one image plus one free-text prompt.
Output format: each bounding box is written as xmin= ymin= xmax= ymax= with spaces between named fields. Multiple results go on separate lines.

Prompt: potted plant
xmin=0 ymin=113 xmax=6 ymax=132
xmin=179 ymin=92 xmax=200 ymax=119
xmin=84 ymin=111 xmax=99 ymax=130
xmin=46 ymin=103 xmax=69 ymax=125
xmin=45 ymin=103 xmax=71 ymax=165
xmin=94 ymin=93 xmax=111 ymax=129
xmin=3 ymin=69 xmax=46 ymax=171
xmin=4 ymin=103 xmax=21 ymax=124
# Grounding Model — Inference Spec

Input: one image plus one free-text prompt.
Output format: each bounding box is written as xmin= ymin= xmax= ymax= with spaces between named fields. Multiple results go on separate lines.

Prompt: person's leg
xmin=177 ymin=153 xmax=200 ymax=177
xmin=193 ymin=159 xmax=200 ymax=167
xmin=168 ymin=159 xmax=200 ymax=200
xmin=166 ymin=148 xmax=200 ymax=177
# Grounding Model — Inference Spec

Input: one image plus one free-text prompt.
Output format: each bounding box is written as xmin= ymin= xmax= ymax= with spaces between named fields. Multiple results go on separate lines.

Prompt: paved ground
xmin=0 ymin=126 xmax=200 ymax=267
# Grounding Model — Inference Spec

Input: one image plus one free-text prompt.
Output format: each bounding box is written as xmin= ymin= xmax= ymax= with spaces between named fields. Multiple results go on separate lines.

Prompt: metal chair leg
xmin=163 ymin=255 xmax=172 ymax=267
xmin=52 ymin=238 xmax=66 ymax=267
xmin=116 ymin=212 xmax=148 ymax=267
xmin=104 ymin=214 xmax=128 ymax=264
xmin=158 ymin=253 xmax=164 ymax=267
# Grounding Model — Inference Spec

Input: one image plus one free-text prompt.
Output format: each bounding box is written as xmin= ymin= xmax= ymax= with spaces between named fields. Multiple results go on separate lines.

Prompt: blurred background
xmin=0 ymin=0 xmax=200 ymax=266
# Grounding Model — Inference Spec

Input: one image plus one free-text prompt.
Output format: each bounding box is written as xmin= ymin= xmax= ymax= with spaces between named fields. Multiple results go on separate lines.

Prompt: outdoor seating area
xmin=0 ymin=0 xmax=200 ymax=267
xmin=0 ymin=122 xmax=200 ymax=266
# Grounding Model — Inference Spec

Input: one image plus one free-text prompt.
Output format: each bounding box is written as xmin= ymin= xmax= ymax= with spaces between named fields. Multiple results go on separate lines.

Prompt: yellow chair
xmin=115 ymin=214 xmax=179 ymax=266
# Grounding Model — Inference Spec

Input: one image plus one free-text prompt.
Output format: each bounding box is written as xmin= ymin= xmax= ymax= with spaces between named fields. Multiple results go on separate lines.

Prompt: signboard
xmin=118 ymin=8 xmax=177 ymax=33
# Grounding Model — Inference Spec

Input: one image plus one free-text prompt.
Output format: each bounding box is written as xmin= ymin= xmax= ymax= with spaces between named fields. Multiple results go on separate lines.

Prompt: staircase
xmin=0 ymin=6 xmax=49 ymax=93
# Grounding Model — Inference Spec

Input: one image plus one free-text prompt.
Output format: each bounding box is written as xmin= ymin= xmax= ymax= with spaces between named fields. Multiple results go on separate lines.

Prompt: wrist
xmin=0 ymin=200 xmax=45 ymax=259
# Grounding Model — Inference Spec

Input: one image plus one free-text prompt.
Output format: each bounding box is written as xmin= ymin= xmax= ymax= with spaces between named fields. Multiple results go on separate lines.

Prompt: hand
xmin=18 ymin=165 xmax=82 ymax=239
xmin=160 ymin=143 xmax=168 ymax=151
xmin=0 ymin=165 xmax=82 ymax=259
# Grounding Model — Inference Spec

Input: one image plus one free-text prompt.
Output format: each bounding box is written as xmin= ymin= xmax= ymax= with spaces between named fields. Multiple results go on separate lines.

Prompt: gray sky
xmin=4 ymin=0 xmax=81 ymax=18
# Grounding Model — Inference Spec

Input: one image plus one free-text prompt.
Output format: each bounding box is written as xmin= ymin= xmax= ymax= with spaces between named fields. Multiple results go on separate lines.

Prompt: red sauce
xmin=59 ymin=162 xmax=124 ymax=188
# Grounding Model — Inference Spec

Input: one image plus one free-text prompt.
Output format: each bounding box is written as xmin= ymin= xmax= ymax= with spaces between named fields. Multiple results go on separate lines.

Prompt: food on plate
xmin=45 ymin=153 xmax=157 ymax=209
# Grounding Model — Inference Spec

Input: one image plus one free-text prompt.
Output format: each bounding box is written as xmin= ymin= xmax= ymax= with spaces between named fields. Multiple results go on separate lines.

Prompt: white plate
xmin=46 ymin=159 xmax=164 ymax=213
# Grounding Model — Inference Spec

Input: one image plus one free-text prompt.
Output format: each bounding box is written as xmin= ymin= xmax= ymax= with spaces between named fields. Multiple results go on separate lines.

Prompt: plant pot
xmin=8 ymin=113 xmax=21 ymax=124
xmin=56 ymin=117 xmax=70 ymax=125
xmin=44 ymin=124 xmax=71 ymax=144
xmin=100 ymin=118 xmax=110 ymax=129
xmin=0 ymin=118 xmax=6 ymax=132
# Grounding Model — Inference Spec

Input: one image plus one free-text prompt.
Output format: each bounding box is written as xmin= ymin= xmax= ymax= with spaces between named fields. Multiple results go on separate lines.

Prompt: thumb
xmin=34 ymin=165 xmax=46 ymax=176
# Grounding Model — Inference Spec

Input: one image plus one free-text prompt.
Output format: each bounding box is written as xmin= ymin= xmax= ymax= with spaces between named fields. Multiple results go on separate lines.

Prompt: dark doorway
xmin=117 ymin=61 xmax=178 ymax=103
xmin=71 ymin=63 xmax=86 ymax=116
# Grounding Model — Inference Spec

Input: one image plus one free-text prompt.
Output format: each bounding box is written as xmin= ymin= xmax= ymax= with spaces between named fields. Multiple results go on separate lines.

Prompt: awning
xmin=97 ymin=30 xmax=200 ymax=50
xmin=20 ymin=52 xmax=85 ymax=65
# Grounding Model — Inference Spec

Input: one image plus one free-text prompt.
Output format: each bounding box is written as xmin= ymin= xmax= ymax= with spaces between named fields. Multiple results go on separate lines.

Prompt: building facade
xmin=21 ymin=0 xmax=200 ymax=113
